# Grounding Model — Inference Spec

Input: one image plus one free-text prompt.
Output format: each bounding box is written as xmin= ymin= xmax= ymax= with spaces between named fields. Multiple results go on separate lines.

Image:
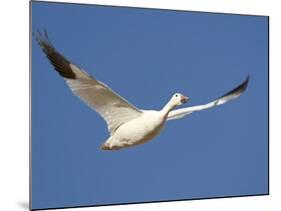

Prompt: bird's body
xmin=102 ymin=110 xmax=166 ymax=150
xmin=35 ymin=30 xmax=249 ymax=151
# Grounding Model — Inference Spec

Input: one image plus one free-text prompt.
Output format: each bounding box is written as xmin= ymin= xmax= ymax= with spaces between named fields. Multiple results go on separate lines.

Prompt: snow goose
xmin=35 ymin=31 xmax=249 ymax=150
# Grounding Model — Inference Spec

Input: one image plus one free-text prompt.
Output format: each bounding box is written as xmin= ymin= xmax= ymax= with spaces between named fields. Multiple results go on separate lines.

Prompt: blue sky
xmin=31 ymin=1 xmax=268 ymax=210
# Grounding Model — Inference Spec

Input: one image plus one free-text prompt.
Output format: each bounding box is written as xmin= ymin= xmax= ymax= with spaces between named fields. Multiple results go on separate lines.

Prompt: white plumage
xmin=35 ymin=31 xmax=249 ymax=150
xmin=65 ymin=64 xmax=142 ymax=135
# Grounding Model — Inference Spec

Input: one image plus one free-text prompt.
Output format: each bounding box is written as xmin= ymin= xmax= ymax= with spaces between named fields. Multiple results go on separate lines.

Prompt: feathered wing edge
xmin=166 ymin=76 xmax=250 ymax=121
xmin=34 ymin=30 xmax=79 ymax=79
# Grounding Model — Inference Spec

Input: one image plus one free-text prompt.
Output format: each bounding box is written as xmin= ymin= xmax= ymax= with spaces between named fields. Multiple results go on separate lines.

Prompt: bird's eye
xmin=175 ymin=94 xmax=178 ymax=97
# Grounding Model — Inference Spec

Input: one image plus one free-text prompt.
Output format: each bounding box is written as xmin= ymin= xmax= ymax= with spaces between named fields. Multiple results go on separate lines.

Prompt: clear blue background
xmin=31 ymin=1 xmax=268 ymax=209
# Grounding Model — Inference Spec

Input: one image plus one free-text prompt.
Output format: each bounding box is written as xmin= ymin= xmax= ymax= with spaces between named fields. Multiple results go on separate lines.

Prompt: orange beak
xmin=180 ymin=95 xmax=189 ymax=104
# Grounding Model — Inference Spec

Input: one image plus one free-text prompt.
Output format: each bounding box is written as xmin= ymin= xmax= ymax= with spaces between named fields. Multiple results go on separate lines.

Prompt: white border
xmin=1 ymin=0 xmax=279 ymax=210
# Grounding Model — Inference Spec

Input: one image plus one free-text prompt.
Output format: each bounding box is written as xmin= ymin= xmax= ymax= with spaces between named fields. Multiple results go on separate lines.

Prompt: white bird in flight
xmin=35 ymin=31 xmax=249 ymax=151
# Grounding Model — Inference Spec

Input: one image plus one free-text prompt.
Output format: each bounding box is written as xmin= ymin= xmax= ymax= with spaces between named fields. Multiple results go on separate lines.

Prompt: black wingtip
xmin=34 ymin=29 xmax=54 ymax=50
xmin=220 ymin=75 xmax=250 ymax=98
xmin=34 ymin=30 xmax=76 ymax=79
xmin=239 ymin=75 xmax=250 ymax=93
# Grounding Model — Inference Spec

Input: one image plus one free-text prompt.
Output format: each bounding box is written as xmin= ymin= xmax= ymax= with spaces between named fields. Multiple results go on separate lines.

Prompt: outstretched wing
xmin=166 ymin=76 xmax=249 ymax=121
xmin=35 ymin=30 xmax=142 ymax=134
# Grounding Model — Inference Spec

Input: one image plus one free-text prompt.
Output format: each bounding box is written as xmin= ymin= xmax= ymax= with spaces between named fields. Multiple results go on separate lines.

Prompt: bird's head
xmin=170 ymin=93 xmax=189 ymax=107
